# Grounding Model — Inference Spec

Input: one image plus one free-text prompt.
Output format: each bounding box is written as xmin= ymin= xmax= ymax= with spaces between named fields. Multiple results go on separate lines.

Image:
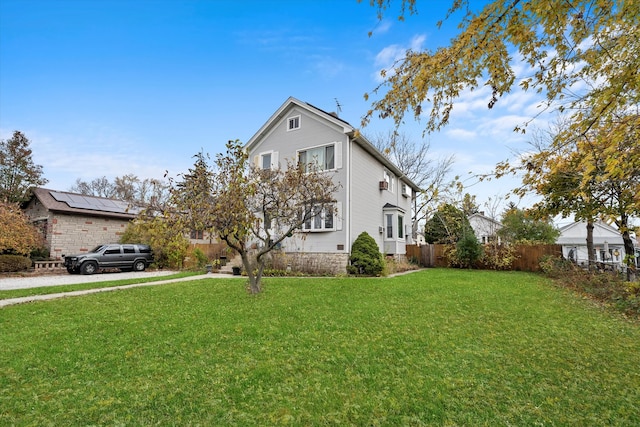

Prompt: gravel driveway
xmin=0 ymin=270 xmax=179 ymax=291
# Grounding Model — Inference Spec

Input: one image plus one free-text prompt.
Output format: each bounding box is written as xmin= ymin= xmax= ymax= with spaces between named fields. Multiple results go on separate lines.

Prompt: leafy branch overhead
xmin=363 ymin=0 xmax=639 ymax=134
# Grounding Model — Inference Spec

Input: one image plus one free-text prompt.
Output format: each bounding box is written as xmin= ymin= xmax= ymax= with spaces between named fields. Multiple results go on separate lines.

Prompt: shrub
xmin=348 ymin=232 xmax=384 ymax=276
xmin=0 ymin=254 xmax=32 ymax=272
xmin=539 ymin=255 xmax=640 ymax=318
xmin=120 ymin=216 xmax=189 ymax=269
xmin=384 ymin=256 xmax=420 ymax=275
xmin=29 ymin=246 xmax=50 ymax=261
xmin=0 ymin=202 xmax=42 ymax=255
xmin=455 ymin=232 xmax=483 ymax=268
xmin=480 ymin=243 xmax=519 ymax=270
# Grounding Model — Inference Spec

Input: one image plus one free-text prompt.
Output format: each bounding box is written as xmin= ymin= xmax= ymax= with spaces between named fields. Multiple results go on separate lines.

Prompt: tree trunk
xmin=240 ymin=252 xmax=261 ymax=294
xmin=618 ymin=214 xmax=637 ymax=282
xmin=240 ymin=251 xmax=264 ymax=295
xmin=586 ymin=221 xmax=595 ymax=270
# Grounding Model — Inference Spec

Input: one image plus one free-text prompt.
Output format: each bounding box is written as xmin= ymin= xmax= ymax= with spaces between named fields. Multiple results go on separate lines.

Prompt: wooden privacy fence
xmin=406 ymin=243 xmax=562 ymax=272
xmin=191 ymin=242 xmax=233 ymax=262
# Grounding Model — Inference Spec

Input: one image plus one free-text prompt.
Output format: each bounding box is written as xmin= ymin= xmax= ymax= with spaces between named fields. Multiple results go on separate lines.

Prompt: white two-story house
xmin=245 ymin=97 xmax=421 ymax=273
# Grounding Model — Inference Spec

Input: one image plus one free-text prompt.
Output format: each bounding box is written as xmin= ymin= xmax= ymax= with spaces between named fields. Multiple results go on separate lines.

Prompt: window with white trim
xmin=255 ymin=150 xmax=278 ymax=170
xmin=298 ymin=143 xmax=336 ymax=172
xmin=383 ymin=206 xmax=406 ymax=240
xmin=261 ymin=153 xmax=271 ymax=170
xmin=287 ymin=115 xmax=301 ymax=131
xmin=383 ymin=170 xmax=395 ymax=192
xmin=302 ymin=203 xmax=338 ymax=232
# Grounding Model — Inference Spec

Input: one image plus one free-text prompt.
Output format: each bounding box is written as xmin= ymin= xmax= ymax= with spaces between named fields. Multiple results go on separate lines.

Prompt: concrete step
xmin=219 ymin=254 xmax=242 ymax=274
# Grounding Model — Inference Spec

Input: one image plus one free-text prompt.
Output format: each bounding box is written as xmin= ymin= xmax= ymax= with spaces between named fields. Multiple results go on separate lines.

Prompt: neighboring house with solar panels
xmin=22 ymin=188 xmax=142 ymax=260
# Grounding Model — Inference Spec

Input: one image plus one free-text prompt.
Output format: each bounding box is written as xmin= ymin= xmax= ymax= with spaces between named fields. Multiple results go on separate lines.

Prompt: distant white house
xmin=557 ymin=220 xmax=639 ymax=268
xmin=468 ymin=212 xmax=502 ymax=244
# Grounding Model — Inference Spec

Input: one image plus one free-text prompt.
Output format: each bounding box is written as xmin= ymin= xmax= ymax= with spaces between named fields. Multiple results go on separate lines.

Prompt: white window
xmin=302 ymin=203 xmax=340 ymax=232
xmin=288 ymin=115 xmax=301 ymax=131
xmin=261 ymin=153 xmax=271 ymax=170
xmin=386 ymin=214 xmax=393 ymax=239
xmin=383 ymin=170 xmax=395 ymax=192
xmin=255 ymin=151 xmax=278 ymax=170
xmin=298 ymin=142 xmax=342 ymax=172
xmin=384 ymin=208 xmax=406 ymax=240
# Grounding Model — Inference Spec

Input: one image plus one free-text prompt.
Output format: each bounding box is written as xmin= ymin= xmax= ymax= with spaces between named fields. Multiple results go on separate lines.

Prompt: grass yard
xmin=1 ymin=269 xmax=638 ymax=426
xmin=0 ymin=271 xmax=204 ymax=300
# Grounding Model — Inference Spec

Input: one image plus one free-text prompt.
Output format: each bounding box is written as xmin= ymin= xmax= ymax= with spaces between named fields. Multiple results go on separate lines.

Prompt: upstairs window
xmin=288 ymin=115 xmax=301 ymax=131
xmin=299 ymin=144 xmax=335 ymax=172
xmin=255 ymin=151 xmax=278 ymax=170
xmin=383 ymin=170 xmax=395 ymax=192
xmin=190 ymin=230 xmax=204 ymax=240
xmin=261 ymin=153 xmax=272 ymax=170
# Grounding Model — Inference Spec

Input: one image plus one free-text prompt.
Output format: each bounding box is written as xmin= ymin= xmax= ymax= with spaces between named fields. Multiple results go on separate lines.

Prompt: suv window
xmin=123 ymin=245 xmax=136 ymax=254
xmin=138 ymin=246 xmax=151 ymax=253
xmin=104 ymin=246 xmax=121 ymax=255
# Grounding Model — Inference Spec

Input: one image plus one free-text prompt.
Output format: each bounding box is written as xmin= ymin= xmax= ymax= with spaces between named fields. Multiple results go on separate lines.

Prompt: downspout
xmin=346 ymin=135 xmax=351 ymax=257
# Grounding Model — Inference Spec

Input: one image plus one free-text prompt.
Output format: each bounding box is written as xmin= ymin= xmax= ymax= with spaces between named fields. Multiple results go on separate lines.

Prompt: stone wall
xmin=267 ymin=251 xmax=350 ymax=275
xmin=49 ymin=214 xmax=131 ymax=259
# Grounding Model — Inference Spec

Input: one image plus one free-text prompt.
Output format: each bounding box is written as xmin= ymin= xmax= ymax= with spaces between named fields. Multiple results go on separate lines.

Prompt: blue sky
xmin=0 ymin=0 xmax=550 ymax=216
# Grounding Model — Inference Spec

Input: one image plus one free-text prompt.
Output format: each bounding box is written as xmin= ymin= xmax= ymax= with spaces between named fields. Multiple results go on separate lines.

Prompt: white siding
xmin=349 ymin=142 xmax=412 ymax=255
xmin=247 ymin=105 xmax=349 ymax=254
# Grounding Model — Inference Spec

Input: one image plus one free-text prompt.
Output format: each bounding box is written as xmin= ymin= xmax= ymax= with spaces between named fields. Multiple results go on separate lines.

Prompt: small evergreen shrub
xmin=29 ymin=246 xmax=50 ymax=261
xmin=0 ymin=255 xmax=32 ymax=272
xmin=348 ymin=232 xmax=384 ymax=276
xmin=455 ymin=232 xmax=483 ymax=268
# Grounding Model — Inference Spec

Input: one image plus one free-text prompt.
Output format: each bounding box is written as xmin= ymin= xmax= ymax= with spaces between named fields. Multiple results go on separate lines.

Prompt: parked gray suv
xmin=63 ymin=244 xmax=154 ymax=275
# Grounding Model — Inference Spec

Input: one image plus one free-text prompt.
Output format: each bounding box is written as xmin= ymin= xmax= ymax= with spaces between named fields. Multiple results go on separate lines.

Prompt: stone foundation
xmin=266 ymin=251 xmax=349 ymax=275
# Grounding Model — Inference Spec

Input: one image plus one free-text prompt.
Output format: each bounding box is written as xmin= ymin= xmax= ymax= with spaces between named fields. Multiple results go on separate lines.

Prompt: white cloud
xmin=18 ymin=125 xmax=177 ymax=192
xmin=372 ymin=34 xmax=426 ymax=82
xmin=372 ymin=19 xmax=392 ymax=35
xmin=445 ymin=128 xmax=477 ymax=140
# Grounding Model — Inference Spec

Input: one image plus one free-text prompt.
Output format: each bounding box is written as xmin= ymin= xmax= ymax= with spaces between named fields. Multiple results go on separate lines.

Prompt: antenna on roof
xmin=334 ymin=98 xmax=342 ymax=116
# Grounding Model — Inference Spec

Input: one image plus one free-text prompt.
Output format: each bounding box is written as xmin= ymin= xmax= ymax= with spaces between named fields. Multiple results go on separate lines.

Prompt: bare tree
xmin=70 ymin=174 xmax=170 ymax=212
xmin=369 ymin=130 xmax=455 ymax=235
xmin=70 ymin=176 xmax=114 ymax=198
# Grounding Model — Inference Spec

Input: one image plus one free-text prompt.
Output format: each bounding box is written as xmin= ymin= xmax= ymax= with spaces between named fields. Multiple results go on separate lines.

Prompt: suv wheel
xmin=133 ymin=260 xmax=146 ymax=272
xmin=81 ymin=262 xmax=98 ymax=275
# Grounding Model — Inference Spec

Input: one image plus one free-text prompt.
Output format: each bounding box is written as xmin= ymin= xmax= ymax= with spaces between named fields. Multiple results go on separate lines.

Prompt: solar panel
xmin=50 ymin=191 xmax=142 ymax=215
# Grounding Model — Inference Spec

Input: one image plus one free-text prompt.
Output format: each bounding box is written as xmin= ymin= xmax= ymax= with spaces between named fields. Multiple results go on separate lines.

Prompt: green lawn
xmin=1 ymin=269 xmax=638 ymax=426
xmin=0 ymin=271 xmax=203 ymax=299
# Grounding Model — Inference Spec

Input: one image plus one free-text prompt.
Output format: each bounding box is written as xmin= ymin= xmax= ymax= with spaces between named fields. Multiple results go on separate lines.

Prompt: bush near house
xmin=0 ymin=254 xmax=32 ymax=272
xmin=348 ymin=231 xmax=385 ymax=276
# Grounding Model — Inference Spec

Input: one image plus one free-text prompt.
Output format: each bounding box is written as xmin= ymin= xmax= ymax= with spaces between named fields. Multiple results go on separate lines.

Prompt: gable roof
xmin=245 ymin=96 xmax=421 ymax=192
xmin=557 ymin=220 xmax=626 ymax=245
xmin=468 ymin=212 xmax=502 ymax=227
xmin=27 ymin=188 xmax=141 ymax=220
